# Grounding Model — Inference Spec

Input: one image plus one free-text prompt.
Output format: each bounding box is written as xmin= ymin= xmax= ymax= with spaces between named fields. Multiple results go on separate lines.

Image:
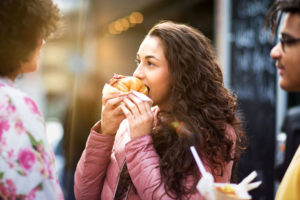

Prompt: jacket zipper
xmin=113 ymin=159 xmax=128 ymax=200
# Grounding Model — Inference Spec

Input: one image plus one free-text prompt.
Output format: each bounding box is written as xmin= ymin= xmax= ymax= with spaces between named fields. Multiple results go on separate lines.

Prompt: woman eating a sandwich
xmin=74 ymin=21 xmax=248 ymax=200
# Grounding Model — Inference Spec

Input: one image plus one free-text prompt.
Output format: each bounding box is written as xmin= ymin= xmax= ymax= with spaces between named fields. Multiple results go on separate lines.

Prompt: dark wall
xmin=230 ymin=0 xmax=276 ymax=199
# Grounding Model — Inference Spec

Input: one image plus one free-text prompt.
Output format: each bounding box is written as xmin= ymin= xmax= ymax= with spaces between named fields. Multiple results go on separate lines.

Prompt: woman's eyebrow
xmin=136 ymin=54 xmax=160 ymax=61
xmin=145 ymin=55 xmax=160 ymax=61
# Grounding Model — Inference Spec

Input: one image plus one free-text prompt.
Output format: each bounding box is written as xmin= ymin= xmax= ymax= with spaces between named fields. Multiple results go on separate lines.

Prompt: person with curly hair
xmin=0 ymin=0 xmax=63 ymax=199
xmin=74 ymin=21 xmax=247 ymax=200
xmin=266 ymin=0 xmax=300 ymax=199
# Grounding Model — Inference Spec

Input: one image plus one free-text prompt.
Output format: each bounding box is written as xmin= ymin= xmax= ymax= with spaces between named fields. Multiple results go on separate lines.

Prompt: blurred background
xmin=14 ymin=0 xmax=300 ymax=199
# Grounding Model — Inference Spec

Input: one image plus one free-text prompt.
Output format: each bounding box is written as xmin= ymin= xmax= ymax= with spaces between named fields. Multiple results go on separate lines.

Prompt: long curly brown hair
xmin=115 ymin=21 xmax=248 ymax=200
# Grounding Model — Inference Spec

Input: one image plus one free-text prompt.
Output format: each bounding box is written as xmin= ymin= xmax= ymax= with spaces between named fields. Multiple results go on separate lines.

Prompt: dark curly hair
xmin=0 ymin=0 xmax=60 ymax=78
xmin=115 ymin=21 xmax=248 ymax=200
xmin=265 ymin=0 xmax=300 ymax=35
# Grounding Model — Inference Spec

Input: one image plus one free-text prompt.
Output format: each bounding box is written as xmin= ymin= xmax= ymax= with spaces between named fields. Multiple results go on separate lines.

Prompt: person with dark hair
xmin=0 ymin=0 xmax=63 ymax=199
xmin=266 ymin=0 xmax=300 ymax=199
xmin=74 ymin=21 xmax=247 ymax=200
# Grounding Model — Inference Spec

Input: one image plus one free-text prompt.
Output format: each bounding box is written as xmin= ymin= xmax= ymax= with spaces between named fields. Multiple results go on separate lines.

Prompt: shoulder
xmin=0 ymin=83 xmax=34 ymax=107
xmin=0 ymin=84 xmax=22 ymax=116
xmin=0 ymin=84 xmax=42 ymax=116
xmin=0 ymin=82 xmax=26 ymax=97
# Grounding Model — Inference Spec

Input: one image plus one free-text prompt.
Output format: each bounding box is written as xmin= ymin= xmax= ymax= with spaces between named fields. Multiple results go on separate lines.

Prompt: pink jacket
xmin=74 ymin=120 xmax=235 ymax=200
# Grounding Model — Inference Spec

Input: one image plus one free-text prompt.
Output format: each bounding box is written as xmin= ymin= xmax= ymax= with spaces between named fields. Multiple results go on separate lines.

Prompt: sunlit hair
xmin=116 ymin=21 xmax=248 ymax=199
xmin=0 ymin=0 xmax=60 ymax=77
xmin=265 ymin=0 xmax=300 ymax=35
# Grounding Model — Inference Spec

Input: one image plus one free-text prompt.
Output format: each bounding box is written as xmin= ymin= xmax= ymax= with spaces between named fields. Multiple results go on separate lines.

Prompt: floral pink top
xmin=0 ymin=78 xmax=64 ymax=200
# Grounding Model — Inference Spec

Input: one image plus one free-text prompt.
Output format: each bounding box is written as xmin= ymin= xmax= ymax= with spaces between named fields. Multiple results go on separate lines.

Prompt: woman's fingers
xmin=101 ymin=96 xmax=126 ymax=135
xmin=113 ymin=104 xmax=124 ymax=116
xmin=143 ymin=98 xmax=152 ymax=115
xmin=127 ymin=93 xmax=151 ymax=114
xmin=105 ymin=96 xmax=124 ymax=110
xmin=123 ymin=97 xmax=140 ymax=115
xmin=102 ymin=92 xmax=124 ymax=105
xmin=120 ymin=103 xmax=134 ymax=120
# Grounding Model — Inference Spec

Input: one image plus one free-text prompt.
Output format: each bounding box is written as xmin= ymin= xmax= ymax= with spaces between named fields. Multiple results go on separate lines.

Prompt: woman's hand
xmin=121 ymin=92 xmax=154 ymax=139
xmin=101 ymin=92 xmax=126 ymax=136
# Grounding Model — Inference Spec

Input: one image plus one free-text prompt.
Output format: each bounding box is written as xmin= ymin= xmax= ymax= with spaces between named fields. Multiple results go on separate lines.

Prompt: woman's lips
xmin=276 ymin=63 xmax=285 ymax=76
xmin=278 ymin=68 xmax=284 ymax=76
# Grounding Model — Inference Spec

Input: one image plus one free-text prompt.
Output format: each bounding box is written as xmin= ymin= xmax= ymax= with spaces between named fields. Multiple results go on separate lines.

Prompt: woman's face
xmin=133 ymin=36 xmax=171 ymax=110
xmin=20 ymin=39 xmax=45 ymax=75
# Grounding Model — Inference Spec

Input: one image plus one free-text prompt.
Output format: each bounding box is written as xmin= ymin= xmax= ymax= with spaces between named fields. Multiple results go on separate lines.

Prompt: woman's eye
xmin=135 ymin=59 xmax=140 ymax=65
xmin=147 ymin=61 xmax=154 ymax=66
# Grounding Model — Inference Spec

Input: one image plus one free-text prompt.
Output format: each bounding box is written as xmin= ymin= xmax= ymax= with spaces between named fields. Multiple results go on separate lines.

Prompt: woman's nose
xmin=270 ymin=42 xmax=282 ymax=60
xmin=133 ymin=65 xmax=144 ymax=79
